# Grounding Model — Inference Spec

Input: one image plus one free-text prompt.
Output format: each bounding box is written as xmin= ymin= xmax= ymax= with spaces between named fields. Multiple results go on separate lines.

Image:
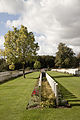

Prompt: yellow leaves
xmin=9 ymin=64 xmax=15 ymax=70
xmin=16 ymin=39 xmax=19 ymax=43
xmin=5 ymin=38 xmax=9 ymax=42
xmin=0 ymin=49 xmax=2 ymax=55
xmin=0 ymin=49 xmax=5 ymax=58
xmin=16 ymin=47 xmax=21 ymax=52
xmin=22 ymin=61 xmax=25 ymax=64
xmin=6 ymin=49 xmax=11 ymax=52
xmin=3 ymin=25 xmax=39 ymax=66
xmin=16 ymin=47 xmax=19 ymax=52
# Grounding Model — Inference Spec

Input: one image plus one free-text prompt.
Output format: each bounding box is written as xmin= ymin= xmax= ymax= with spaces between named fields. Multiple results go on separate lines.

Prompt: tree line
xmin=0 ymin=25 xmax=80 ymax=77
xmin=0 ymin=55 xmax=55 ymax=71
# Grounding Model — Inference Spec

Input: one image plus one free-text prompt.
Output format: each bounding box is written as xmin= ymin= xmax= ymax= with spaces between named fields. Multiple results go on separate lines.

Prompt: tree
xmin=36 ymin=55 xmax=55 ymax=68
xmin=34 ymin=61 xmax=41 ymax=69
xmin=55 ymin=43 xmax=75 ymax=68
xmin=77 ymin=53 xmax=80 ymax=60
xmin=0 ymin=49 xmax=5 ymax=59
xmin=4 ymin=25 xmax=39 ymax=78
xmin=9 ymin=64 xmax=15 ymax=70
xmin=0 ymin=58 xmax=8 ymax=72
xmin=77 ymin=52 xmax=80 ymax=67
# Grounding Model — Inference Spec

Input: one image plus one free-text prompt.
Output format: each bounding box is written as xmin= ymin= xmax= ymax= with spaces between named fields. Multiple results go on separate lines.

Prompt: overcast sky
xmin=0 ymin=0 xmax=80 ymax=55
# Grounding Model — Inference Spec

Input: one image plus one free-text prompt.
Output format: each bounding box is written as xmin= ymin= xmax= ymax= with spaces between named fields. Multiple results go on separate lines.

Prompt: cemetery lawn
xmin=0 ymin=71 xmax=80 ymax=120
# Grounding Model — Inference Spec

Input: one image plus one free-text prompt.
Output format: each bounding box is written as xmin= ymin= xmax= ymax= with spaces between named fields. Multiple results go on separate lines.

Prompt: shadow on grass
xmin=49 ymin=74 xmax=80 ymax=107
xmin=57 ymin=81 xmax=77 ymax=99
xmin=50 ymin=75 xmax=76 ymax=99
xmin=68 ymin=100 xmax=80 ymax=106
xmin=68 ymin=100 xmax=80 ymax=102
xmin=52 ymin=75 xmax=76 ymax=79
xmin=70 ymin=103 xmax=80 ymax=106
xmin=28 ymin=77 xmax=39 ymax=79
xmin=0 ymin=75 xmax=22 ymax=85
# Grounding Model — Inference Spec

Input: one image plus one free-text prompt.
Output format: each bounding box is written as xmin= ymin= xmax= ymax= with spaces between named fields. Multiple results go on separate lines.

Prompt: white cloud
xmin=0 ymin=0 xmax=26 ymax=14
xmin=0 ymin=36 xmax=5 ymax=49
xmin=1 ymin=0 xmax=80 ymax=55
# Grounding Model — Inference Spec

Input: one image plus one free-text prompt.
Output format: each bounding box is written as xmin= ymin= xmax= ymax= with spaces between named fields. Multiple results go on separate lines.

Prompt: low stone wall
xmin=0 ymin=70 xmax=33 ymax=83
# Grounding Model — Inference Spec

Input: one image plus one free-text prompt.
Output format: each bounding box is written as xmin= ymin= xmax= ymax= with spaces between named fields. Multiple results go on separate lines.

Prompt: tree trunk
xmin=23 ymin=64 xmax=26 ymax=78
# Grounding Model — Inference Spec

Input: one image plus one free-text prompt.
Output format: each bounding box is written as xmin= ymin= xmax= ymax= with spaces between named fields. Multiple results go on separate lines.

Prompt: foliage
xmin=42 ymin=77 xmax=47 ymax=81
xmin=77 ymin=52 xmax=80 ymax=59
xmin=40 ymin=100 xmax=55 ymax=108
xmin=55 ymin=43 xmax=75 ymax=68
xmin=37 ymin=55 xmax=55 ymax=68
xmin=26 ymin=67 xmax=31 ymax=70
xmin=27 ymin=96 xmax=40 ymax=109
xmin=0 ymin=59 xmax=8 ymax=72
xmin=9 ymin=64 xmax=15 ymax=70
xmin=4 ymin=25 xmax=39 ymax=77
xmin=41 ymin=80 xmax=56 ymax=107
xmin=27 ymin=81 xmax=40 ymax=109
xmin=22 ymin=55 xmax=55 ymax=69
xmin=77 ymin=52 xmax=80 ymax=67
xmin=32 ymin=87 xmax=39 ymax=96
xmin=0 ymin=49 xmax=6 ymax=59
xmin=34 ymin=61 xmax=41 ymax=69
xmin=14 ymin=62 xmax=23 ymax=70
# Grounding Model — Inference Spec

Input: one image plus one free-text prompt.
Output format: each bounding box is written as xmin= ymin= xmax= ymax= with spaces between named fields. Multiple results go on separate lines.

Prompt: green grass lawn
xmin=0 ymin=71 xmax=80 ymax=120
xmin=47 ymin=71 xmax=80 ymax=102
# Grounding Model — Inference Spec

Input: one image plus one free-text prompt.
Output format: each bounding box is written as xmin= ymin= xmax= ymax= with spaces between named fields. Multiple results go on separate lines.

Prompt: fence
xmin=39 ymin=73 xmax=42 ymax=87
xmin=46 ymin=73 xmax=58 ymax=106
xmin=51 ymin=68 xmax=80 ymax=75
xmin=38 ymin=73 xmax=42 ymax=102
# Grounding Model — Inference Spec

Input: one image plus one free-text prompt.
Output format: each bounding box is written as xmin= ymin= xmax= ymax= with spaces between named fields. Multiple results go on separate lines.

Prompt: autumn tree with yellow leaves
xmin=4 ymin=25 xmax=39 ymax=78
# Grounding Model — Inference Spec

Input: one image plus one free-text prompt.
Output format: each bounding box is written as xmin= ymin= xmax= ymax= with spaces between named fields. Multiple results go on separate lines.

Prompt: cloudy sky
xmin=0 ymin=0 xmax=80 ymax=55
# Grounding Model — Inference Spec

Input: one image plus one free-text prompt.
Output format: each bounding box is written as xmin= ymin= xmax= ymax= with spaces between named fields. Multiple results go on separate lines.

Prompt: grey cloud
xmin=0 ymin=0 xmax=80 ymax=55
xmin=67 ymin=38 xmax=80 ymax=46
xmin=53 ymin=0 xmax=80 ymax=40
xmin=0 ymin=0 xmax=26 ymax=14
xmin=59 ymin=26 xmax=80 ymax=39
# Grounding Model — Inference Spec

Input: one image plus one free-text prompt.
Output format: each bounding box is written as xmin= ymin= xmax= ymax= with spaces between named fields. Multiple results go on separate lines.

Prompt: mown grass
xmin=0 ymin=71 xmax=80 ymax=120
xmin=47 ymin=71 xmax=80 ymax=101
xmin=0 ymin=72 xmax=39 ymax=120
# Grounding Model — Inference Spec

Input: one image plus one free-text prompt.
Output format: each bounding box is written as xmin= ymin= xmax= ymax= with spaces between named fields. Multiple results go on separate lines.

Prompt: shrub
xmin=41 ymin=81 xmax=56 ymax=108
xmin=26 ymin=67 xmax=31 ymax=70
xmin=9 ymin=64 xmax=15 ymax=70
xmin=40 ymin=99 xmax=56 ymax=108
xmin=34 ymin=61 xmax=41 ymax=69
xmin=0 ymin=59 xmax=8 ymax=72
xmin=27 ymin=81 xmax=41 ymax=109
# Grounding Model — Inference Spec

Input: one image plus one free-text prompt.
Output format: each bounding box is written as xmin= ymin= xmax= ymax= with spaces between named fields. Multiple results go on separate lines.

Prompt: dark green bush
xmin=0 ymin=59 xmax=8 ymax=72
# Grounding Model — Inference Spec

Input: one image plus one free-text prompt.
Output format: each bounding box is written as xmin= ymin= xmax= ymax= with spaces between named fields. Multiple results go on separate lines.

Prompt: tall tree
xmin=77 ymin=53 xmax=80 ymax=60
xmin=77 ymin=52 xmax=80 ymax=68
xmin=37 ymin=55 xmax=55 ymax=68
xmin=4 ymin=25 xmax=39 ymax=78
xmin=55 ymin=43 xmax=75 ymax=68
xmin=0 ymin=49 xmax=5 ymax=59
xmin=34 ymin=61 xmax=41 ymax=69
